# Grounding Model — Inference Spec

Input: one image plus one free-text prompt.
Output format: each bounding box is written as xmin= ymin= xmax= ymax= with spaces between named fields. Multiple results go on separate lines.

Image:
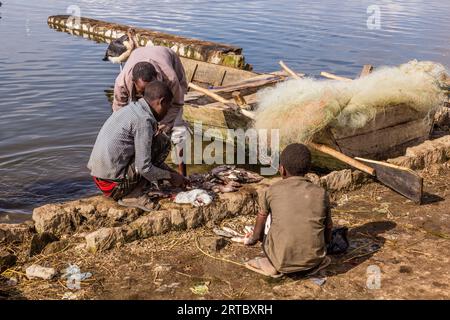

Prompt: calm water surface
xmin=0 ymin=0 xmax=449 ymax=218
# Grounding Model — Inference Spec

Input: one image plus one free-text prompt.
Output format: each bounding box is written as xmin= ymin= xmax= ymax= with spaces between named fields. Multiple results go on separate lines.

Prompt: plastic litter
xmin=174 ymin=189 xmax=213 ymax=207
xmin=190 ymin=282 xmax=210 ymax=295
xmin=310 ymin=277 xmax=327 ymax=286
xmin=62 ymin=291 xmax=80 ymax=300
xmin=170 ymin=124 xmax=188 ymax=145
xmin=6 ymin=277 xmax=18 ymax=286
xmin=155 ymin=282 xmax=180 ymax=293
xmin=26 ymin=264 xmax=57 ymax=280
xmin=60 ymin=264 xmax=92 ymax=281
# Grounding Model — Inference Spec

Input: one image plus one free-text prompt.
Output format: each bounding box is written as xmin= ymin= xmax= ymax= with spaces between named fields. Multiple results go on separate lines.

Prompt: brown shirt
xmin=112 ymin=46 xmax=187 ymax=129
xmin=260 ymin=176 xmax=331 ymax=273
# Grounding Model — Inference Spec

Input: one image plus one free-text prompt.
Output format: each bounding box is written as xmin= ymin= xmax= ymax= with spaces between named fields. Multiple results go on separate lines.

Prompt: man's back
xmin=88 ymin=100 xmax=157 ymax=180
xmin=112 ymin=46 xmax=187 ymax=112
xmin=123 ymin=46 xmax=176 ymax=74
xmin=262 ymin=176 xmax=330 ymax=273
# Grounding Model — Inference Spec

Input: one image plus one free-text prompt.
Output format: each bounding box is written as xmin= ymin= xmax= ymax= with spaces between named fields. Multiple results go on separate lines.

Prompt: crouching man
xmin=112 ymin=46 xmax=189 ymax=176
xmin=87 ymin=81 xmax=188 ymax=211
xmin=242 ymin=143 xmax=333 ymax=277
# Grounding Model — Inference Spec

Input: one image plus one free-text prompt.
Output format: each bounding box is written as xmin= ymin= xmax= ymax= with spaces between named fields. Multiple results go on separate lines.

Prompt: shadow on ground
xmin=287 ymin=221 xmax=397 ymax=280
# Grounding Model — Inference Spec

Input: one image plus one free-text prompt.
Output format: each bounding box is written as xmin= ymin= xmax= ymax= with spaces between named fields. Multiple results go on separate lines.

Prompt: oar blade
xmin=355 ymin=157 xmax=423 ymax=204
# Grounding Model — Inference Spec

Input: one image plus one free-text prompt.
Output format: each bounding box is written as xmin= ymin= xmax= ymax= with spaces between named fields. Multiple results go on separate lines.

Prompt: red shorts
xmin=93 ymin=177 xmax=118 ymax=198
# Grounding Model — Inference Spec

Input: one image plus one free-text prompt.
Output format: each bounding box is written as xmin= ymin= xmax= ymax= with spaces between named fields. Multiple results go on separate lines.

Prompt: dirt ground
xmin=1 ymin=162 xmax=449 ymax=300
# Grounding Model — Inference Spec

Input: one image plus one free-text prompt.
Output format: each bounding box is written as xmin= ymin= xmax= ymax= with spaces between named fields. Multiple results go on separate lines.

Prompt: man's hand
xmin=169 ymin=172 xmax=189 ymax=187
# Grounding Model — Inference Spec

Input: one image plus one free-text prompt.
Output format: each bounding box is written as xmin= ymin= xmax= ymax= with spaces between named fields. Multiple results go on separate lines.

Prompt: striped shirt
xmin=87 ymin=98 xmax=172 ymax=182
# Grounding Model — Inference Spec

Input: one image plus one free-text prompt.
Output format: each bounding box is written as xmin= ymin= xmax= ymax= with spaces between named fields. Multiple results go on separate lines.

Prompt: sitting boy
xmin=244 ymin=143 xmax=332 ymax=277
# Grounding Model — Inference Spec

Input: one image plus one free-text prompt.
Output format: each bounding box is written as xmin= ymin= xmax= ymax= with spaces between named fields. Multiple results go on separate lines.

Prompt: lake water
xmin=0 ymin=0 xmax=449 ymax=219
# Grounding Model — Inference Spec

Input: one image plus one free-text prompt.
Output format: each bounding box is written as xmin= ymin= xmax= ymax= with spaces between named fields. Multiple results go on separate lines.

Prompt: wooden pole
xmin=359 ymin=64 xmax=374 ymax=78
xmin=232 ymin=91 xmax=247 ymax=107
xmin=320 ymin=71 xmax=352 ymax=82
xmin=188 ymin=82 xmax=255 ymax=120
xmin=309 ymin=143 xmax=376 ymax=176
xmin=279 ymin=60 xmax=302 ymax=80
xmin=188 ymin=82 xmax=229 ymax=104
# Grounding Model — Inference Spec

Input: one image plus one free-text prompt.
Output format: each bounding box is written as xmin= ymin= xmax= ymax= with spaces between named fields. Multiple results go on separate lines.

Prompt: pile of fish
xmin=189 ymin=165 xmax=264 ymax=193
xmin=145 ymin=165 xmax=264 ymax=201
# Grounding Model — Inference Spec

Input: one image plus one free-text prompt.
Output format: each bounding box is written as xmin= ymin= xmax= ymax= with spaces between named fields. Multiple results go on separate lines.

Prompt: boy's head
xmin=143 ymin=81 xmax=173 ymax=121
xmin=279 ymin=143 xmax=311 ymax=178
xmin=132 ymin=62 xmax=157 ymax=96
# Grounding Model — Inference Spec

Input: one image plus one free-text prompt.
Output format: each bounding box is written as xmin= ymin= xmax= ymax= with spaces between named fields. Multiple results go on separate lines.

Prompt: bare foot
xmin=245 ymin=257 xmax=281 ymax=277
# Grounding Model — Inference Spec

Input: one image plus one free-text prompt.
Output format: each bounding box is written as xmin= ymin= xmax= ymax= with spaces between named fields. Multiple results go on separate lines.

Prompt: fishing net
xmin=254 ymin=60 xmax=448 ymax=146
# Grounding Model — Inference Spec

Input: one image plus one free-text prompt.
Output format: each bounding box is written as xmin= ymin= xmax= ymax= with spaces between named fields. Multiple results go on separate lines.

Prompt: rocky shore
xmin=1 ymin=118 xmax=450 ymax=299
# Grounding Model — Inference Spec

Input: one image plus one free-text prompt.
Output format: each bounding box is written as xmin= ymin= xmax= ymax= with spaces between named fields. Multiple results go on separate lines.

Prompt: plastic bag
xmin=174 ymin=189 xmax=213 ymax=207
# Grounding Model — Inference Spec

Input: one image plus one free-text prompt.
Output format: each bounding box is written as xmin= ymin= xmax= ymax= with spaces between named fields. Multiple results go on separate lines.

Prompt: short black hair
xmin=280 ymin=143 xmax=311 ymax=176
xmin=132 ymin=62 xmax=157 ymax=82
xmin=144 ymin=80 xmax=173 ymax=102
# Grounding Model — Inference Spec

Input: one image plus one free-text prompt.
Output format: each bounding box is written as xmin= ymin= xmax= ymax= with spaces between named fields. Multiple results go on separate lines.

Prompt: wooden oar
xmin=188 ymin=82 xmax=256 ymax=120
xmin=309 ymin=143 xmax=423 ymax=203
xmin=309 ymin=143 xmax=375 ymax=175
xmin=280 ymin=61 xmax=423 ymax=203
xmin=355 ymin=157 xmax=423 ymax=204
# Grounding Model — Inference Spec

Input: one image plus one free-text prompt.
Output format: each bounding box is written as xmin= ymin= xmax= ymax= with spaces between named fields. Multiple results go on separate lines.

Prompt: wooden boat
xmin=311 ymin=105 xmax=435 ymax=169
xmin=47 ymin=15 xmax=250 ymax=69
xmin=48 ymin=15 xmax=437 ymax=170
xmin=47 ymin=15 xmax=288 ymax=139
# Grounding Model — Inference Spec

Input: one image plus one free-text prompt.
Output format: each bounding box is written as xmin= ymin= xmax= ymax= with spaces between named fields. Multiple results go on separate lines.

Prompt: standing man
xmin=112 ymin=46 xmax=188 ymax=175
xmin=88 ymin=81 xmax=187 ymax=211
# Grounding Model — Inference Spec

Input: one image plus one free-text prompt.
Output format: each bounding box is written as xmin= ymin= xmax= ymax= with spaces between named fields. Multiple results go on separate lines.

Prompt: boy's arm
xmin=250 ymin=211 xmax=269 ymax=243
xmin=112 ymin=73 xmax=131 ymax=111
xmin=324 ymin=193 xmax=333 ymax=244
xmin=246 ymin=189 xmax=270 ymax=245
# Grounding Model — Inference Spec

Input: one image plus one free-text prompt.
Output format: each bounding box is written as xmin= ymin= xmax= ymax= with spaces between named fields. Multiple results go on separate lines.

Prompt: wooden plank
xmin=185 ymin=73 xmax=285 ymax=105
xmin=331 ymin=105 xmax=425 ymax=140
xmin=335 ymin=118 xmax=432 ymax=159
xmin=182 ymin=104 xmax=252 ymax=142
xmin=311 ymin=129 xmax=348 ymax=170
xmin=278 ymin=61 xmax=305 ymax=79
xmin=320 ymin=72 xmax=352 ymax=81
xmin=185 ymin=62 xmax=199 ymax=84
xmin=210 ymin=73 xmax=284 ymax=91
xmin=180 ymin=57 xmax=256 ymax=87
xmin=47 ymin=15 xmax=249 ymax=69
xmin=214 ymin=70 xmax=227 ymax=87
xmin=356 ymin=157 xmax=423 ymax=203
xmin=187 ymin=83 xmax=255 ymax=120
xmin=191 ymin=92 xmax=259 ymax=110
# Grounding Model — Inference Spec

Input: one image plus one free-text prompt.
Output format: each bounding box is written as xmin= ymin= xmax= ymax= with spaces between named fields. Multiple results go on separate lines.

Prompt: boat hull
xmin=312 ymin=104 xmax=435 ymax=169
